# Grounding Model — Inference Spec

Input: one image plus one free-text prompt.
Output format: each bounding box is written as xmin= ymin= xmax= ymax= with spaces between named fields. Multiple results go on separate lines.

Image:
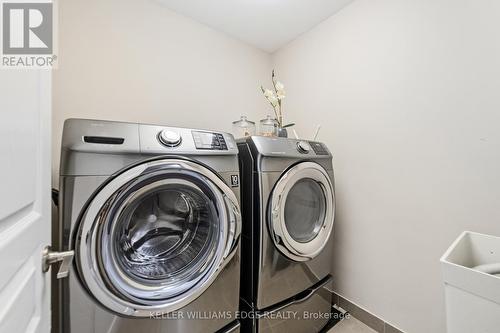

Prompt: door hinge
xmin=42 ymin=246 xmax=74 ymax=279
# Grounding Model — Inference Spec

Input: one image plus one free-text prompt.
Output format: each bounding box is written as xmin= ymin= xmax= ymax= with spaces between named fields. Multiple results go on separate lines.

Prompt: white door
xmin=0 ymin=70 xmax=51 ymax=332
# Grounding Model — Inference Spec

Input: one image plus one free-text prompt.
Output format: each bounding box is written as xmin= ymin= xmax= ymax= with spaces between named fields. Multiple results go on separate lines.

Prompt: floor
xmin=328 ymin=317 xmax=377 ymax=333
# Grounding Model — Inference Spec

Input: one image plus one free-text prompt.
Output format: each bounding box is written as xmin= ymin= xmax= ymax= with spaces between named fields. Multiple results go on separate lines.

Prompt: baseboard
xmin=319 ymin=306 xmax=346 ymax=332
xmin=332 ymin=292 xmax=406 ymax=333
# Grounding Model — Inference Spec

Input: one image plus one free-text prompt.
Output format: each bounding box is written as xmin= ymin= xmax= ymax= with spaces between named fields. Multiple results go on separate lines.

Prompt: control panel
xmin=139 ymin=123 xmax=237 ymax=155
xmin=192 ymin=131 xmax=228 ymax=150
xmin=247 ymin=136 xmax=331 ymax=158
xmin=310 ymin=142 xmax=329 ymax=155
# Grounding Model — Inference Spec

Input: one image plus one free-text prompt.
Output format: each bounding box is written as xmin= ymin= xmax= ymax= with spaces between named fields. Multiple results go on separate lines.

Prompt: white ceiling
xmin=155 ymin=0 xmax=355 ymax=53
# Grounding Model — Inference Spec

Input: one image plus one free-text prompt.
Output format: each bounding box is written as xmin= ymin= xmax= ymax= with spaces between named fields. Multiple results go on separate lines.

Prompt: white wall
xmin=273 ymin=0 xmax=500 ymax=332
xmin=54 ymin=0 xmax=500 ymax=331
xmin=53 ymin=0 xmax=271 ymax=185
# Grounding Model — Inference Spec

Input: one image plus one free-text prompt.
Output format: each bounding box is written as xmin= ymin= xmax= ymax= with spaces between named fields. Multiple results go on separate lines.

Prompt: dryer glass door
xmin=284 ymin=178 xmax=326 ymax=243
xmin=269 ymin=162 xmax=334 ymax=262
xmin=75 ymin=159 xmax=240 ymax=317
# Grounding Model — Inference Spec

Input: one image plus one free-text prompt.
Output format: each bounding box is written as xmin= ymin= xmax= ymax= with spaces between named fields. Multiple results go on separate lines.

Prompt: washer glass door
xmin=76 ymin=159 xmax=240 ymax=317
xmin=113 ymin=181 xmax=215 ymax=281
xmin=269 ymin=162 xmax=334 ymax=262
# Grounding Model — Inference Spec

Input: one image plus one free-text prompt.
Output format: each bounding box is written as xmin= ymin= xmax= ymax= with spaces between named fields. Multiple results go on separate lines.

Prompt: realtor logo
xmin=3 ymin=2 xmax=52 ymax=54
xmin=1 ymin=0 xmax=56 ymax=68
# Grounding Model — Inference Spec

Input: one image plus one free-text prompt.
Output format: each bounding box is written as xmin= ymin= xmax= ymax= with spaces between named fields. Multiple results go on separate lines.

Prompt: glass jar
xmin=259 ymin=115 xmax=278 ymax=137
xmin=232 ymin=116 xmax=256 ymax=138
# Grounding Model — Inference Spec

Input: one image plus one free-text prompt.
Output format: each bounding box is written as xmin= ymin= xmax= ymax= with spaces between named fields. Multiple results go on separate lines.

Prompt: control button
xmin=310 ymin=142 xmax=329 ymax=155
xmin=158 ymin=130 xmax=182 ymax=147
xmin=297 ymin=141 xmax=311 ymax=154
xmin=217 ymin=134 xmax=228 ymax=150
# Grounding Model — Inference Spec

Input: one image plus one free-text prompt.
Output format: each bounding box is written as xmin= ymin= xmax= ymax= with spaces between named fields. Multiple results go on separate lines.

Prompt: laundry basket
xmin=440 ymin=231 xmax=500 ymax=333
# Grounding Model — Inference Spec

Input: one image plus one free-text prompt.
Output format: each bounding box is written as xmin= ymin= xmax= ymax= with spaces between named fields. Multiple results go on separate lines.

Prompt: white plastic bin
xmin=441 ymin=231 xmax=500 ymax=333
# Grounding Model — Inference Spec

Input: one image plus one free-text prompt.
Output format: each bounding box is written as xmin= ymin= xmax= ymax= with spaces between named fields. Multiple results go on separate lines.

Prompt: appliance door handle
xmin=256 ymin=275 xmax=333 ymax=318
xmin=222 ymin=194 xmax=241 ymax=260
xmin=272 ymin=194 xmax=282 ymax=219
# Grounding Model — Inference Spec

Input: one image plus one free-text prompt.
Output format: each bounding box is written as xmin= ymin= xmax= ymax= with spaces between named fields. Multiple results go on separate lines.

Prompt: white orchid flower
xmin=260 ymin=71 xmax=286 ymax=124
xmin=275 ymin=81 xmax=286 ymax=97
xmin=267 ymin=95 xmax=279 ymax=107
xmin=263 ymin=89 xmax=275 ymax=99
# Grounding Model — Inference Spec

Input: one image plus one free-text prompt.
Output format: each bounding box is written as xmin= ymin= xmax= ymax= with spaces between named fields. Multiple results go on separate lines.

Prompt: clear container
xmin=232 ymin=116 xmax=256 ymax=138
xmin=259 ymin=115 xmax=278 ymax=137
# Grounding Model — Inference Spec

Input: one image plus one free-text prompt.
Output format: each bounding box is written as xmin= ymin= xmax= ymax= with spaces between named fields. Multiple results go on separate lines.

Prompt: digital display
xmin=310 ymin=142 xmax=328 ymax=155
xmin=198 ymin=132 xmax=216 ymax=145
xmin=192 ymin=131 xmax=228 ymax=150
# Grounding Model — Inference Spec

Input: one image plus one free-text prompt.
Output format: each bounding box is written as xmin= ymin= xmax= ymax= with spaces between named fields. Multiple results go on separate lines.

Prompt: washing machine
xmin=237 ymin=136 xmax=335 ymax=333
xmin=54 ymin=119 xmax=242 ymax=333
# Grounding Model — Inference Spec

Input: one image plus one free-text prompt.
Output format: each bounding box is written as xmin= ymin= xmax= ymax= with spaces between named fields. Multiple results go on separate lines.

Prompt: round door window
xmin=284 ymin=178 xmax=326 ymax=243
xmin=109 ymin=182 xmax=219 ymax=285
xmin=269 ymin=162 xmax=334 ymax=262
xmin=101 ymin=176 xmax=223 ymax=303
xmin=76 ymin=159 xmax=240 ymax=316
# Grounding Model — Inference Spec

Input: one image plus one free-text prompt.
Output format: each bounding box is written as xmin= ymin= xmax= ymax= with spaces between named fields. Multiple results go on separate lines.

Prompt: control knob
xmin=159 ymin=130 xmax=182 ymax=147
xmin=297 ymin=141 xmax=311 ymax=154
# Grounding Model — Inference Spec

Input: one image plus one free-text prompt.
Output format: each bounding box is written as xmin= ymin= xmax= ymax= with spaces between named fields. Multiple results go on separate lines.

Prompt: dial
xmin=158 ymin=130 xmax=182 ymax=147
xmin=297 ymin=141 xmax=311 ymax=154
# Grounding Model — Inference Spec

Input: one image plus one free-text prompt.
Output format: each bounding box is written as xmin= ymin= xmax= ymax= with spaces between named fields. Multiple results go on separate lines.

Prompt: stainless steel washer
xmin=55 ymin=119 xmax=242 ymax=333
xmin=238 ymin=136 xmax=335 ymax=333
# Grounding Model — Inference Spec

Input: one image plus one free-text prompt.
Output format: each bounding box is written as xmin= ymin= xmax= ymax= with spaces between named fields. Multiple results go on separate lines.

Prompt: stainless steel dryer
xmin=237 ymin=136 xmax=335 ymax=333
xmin=55 ymin=119 xmax=242 ymax=333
